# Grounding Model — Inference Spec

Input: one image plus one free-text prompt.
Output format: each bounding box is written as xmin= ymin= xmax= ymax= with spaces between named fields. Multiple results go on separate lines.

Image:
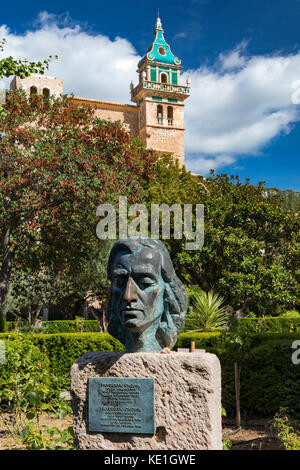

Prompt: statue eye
xmin=138 ymin=277 xmax=155 ymax=289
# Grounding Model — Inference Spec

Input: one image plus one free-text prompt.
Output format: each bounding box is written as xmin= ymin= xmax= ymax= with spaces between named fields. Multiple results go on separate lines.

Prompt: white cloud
xmin=219 ymin=40 xmax=248 ymax=71
xmin=183 ymin=51 xmax=300 ymax=172
xmin=174 ymin=32 xmax=187 ymax=39
xmin=1 ymin=12 xmax=300 ymax=175
xmin=187 ymin=154 xmax=236 ymax=174
xmin=0 ymin=12 xmax=140 ymax=104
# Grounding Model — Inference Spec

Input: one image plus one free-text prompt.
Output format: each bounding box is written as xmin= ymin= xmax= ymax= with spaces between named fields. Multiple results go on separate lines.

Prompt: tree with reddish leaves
xmin=0 ymin=89 xmax=157 ymax=310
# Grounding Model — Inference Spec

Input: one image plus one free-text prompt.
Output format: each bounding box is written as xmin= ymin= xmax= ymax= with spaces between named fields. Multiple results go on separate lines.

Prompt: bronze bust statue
xmin=107 ymin=238 xmax=188 ymax=352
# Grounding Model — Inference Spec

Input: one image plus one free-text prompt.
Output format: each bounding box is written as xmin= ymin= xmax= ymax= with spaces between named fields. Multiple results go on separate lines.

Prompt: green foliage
xmin=0 ymin=337 xmax=50 ymax=412
xmin=265 ymin=187 xmax=300 ymax=212
xmin=0 ymin=336 xmax=73 ymax=450
xmin=2 ymin=331 xmax=300 ymax=418
xmin=146 ymin=161 xmax=300 ymax=316
xmin=175 ymin=331 xmax=224 ymax=349
xmin=238 ymin=340 xmax=300 ymax=415
xmin=185 ymin=285 xmax=204 ymax=301
xmin=0 ymin=39 xmax=57 ymax=79
xmin=281 ymin=310 xmax=300 ymax=318
xmin=6 ymin=319 xmax=101 ymax=333
xmin=20 ymin=422 xmax=73 ymax=450
xmin=272 ymin=409 xmax=300 ymax=450
xmin=0 ymin=89 xmax=157 ymax=310
xmin=175 ymin=331 xmax=300 ymax=416
xmin=185 ymin=290 xmax=229 ymax=332
xmin=44 ymin=320 xmax=100 ymax=333
xmin=31 ymin=333 xmax=124 ymax=388
xmin=74 ymin=316 xmax=86 ymax=333
xmin=0 ymin=310 xmax=6 ymax=332
xmin=235 ymin=317 xmax=300 ymax=334
xmin=222 ymin=439 xmax=232 ymax=450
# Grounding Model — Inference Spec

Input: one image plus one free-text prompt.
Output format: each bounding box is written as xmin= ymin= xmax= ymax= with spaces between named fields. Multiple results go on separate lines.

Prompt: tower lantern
xmin=131 ymin=16 xmax=190 ymax=166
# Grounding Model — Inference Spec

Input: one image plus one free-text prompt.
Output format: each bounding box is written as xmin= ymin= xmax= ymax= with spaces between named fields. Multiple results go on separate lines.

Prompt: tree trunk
xmin=0 ymin=227 xmax=14 ymax=312
xmin=32 ymin=303 xmax=44 ymax=325
xmin=42 ymin=304 xmax=49 ymax=321
xmin=234 ymin=361 xmax=241 ymax=428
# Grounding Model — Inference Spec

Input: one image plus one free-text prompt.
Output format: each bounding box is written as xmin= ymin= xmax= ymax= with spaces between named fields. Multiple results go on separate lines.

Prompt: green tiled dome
xmin=141 ymin=17 xmax=181 ymax=66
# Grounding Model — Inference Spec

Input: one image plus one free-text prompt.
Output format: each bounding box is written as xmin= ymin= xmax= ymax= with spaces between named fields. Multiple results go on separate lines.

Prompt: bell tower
xmin=131 ymin=16 xmax=190 ymax=166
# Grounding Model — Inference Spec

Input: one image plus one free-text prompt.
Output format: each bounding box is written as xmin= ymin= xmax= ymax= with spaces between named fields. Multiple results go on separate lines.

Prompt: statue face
xmin=111 ymin=247 xmax=165 ymax=332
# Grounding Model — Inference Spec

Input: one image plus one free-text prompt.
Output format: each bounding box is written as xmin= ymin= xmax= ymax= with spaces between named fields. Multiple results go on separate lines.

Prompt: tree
xmin=0 ymin=89 xmax=157 ymax=312
xmin=0 ymin=39 xmax=56 ymax=79
xmin=146 ymin=158 xmax=300 ymax=316
xmin=185 ymin=290 xmax=229 ymax=332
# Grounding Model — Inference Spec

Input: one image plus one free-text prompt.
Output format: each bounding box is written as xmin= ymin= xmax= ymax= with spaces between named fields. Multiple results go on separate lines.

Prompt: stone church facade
xmin=10 ymin=17 xmax=190 ymax=166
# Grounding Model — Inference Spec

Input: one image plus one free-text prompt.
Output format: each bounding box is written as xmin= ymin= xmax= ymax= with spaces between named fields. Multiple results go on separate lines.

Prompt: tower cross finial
xmin=156 ymin=11 xmax=162 ymax=30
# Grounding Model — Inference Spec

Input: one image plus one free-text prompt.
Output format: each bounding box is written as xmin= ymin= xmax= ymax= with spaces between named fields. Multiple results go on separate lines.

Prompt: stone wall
xmin=10 ymin=76 xmax=63 ymax=97
xmin=139 ymin=98 xmax=185 ymax=165
xmin=10 ymin=76 xmax=186 ymax=165
xmin=71 ymin=97 xmax=139 ymax=138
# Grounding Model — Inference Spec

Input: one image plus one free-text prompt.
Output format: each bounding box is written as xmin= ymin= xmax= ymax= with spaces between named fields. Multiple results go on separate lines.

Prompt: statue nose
xmin=123 ymin=278 xmax=137 ymax=303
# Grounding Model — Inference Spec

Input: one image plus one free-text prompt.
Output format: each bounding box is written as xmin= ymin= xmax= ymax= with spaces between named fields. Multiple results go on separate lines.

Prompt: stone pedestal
xmin=71 ymin=351 xmax=222 ymax=450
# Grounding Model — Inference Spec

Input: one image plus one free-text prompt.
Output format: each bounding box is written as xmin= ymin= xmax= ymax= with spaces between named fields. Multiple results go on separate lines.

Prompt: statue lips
xmin=121 ymin=308 xmax=144 ymax=326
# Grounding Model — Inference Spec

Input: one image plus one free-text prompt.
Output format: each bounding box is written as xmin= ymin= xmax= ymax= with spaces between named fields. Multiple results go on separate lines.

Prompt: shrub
xmin=175 ymin=331 xmax=300 ymax=416
xmin=281 ymin=310 xmax=300 ymax=318
xmin=235 ymin=317 xmax=300 ymax=334
xmin=272 ymin=409 xmax=300 ymax=450
xmin=6 ymin=320 xmax=101 ymax=334
xmin=0 ymin=336 xmax=50 ymax=409
xmin=239 ymin=340 xmax=300 ymax=415
xmin=31 ymin=333 xmax=124 ymax=388
xmin=175 ymin=331 xmax=224 ymax=349
xmin=41 ymin=320 xmax=101 ymax=334
xmin=1 ymin=330 xmax=299 ymax=418
xmin=185 ymin=291 xmax=229 ymax=332
xmin=0 ymin=311 xmax=6 ymax=332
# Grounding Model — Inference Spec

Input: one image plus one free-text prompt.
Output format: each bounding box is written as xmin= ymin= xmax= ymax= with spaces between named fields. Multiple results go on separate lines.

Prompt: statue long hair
xmin=107 ymin=238 xmax=188 ymax=349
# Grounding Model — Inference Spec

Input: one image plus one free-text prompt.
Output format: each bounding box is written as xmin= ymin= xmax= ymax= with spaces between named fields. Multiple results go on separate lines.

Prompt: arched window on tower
xmin=30 ymin=86 xmax=37 ymax=96
xmin=161 ymin=73 xmax=168 ymax=84
xmin=43 ymin=88 xmax=50 ymax=99
xmin=167 ymin=106 xmax=173 ymax=126
xmin=157 ymin=105 xmax=163 ymax=124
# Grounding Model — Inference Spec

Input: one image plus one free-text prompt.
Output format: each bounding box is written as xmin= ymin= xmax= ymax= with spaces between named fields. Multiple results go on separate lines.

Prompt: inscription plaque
xmin=88 ymin=377 xmax=155 ymax=434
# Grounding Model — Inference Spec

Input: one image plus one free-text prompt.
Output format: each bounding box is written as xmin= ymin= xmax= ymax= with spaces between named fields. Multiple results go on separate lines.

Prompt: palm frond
xmin=185 ymin=290 xmax=229 ymax=332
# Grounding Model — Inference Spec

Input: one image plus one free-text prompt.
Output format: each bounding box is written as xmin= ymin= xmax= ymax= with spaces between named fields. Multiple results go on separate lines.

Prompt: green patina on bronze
xmin=88 ymin=377 xmax=155 ymax=434
xmin=107 ymin=238 xmax=187 ymax=353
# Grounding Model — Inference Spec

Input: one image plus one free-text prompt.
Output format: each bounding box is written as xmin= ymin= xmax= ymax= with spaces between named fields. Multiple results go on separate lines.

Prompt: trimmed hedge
xmin=5 ymin=317 xmax=300 ymax=335
xmin=5 ymin=320 xmax=100 ymax=333
xmin=175 ymin=331 xmax=300 ymax=416
xmin=175 ymin=331 xmax=224 ymax=349
xmin=40 ymin=320 xmax=100 ymax=333
xmin=32 ymin=333 xmax=125 ymax=387
xmin=1 ymin=331 xmax=300 ymax=416
xmin=236 ymin=317 xmax=300 ymax=334
xmin=0 ymin=336 xmax=50 ymax=405
xmin=0 ymin=332 xmax=124 ymax=390
xmin=174 ymin=331 xmax=300 ymax=349
xmin=239 ymin=340 xmax=300 ymax=414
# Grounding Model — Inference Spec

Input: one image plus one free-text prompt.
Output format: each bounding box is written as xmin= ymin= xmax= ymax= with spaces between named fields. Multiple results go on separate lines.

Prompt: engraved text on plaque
xmin=88 ymin=377 xmax=155 ymax=434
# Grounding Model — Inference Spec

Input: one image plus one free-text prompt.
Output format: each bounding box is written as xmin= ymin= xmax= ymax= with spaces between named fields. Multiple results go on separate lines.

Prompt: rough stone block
xmin=71 ymin=351 xmax=222 ymax=450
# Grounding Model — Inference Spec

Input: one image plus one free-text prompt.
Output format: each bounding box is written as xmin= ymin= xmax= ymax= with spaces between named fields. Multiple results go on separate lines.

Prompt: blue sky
xmin=1 ymin=0 xmax=300 ymax=190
